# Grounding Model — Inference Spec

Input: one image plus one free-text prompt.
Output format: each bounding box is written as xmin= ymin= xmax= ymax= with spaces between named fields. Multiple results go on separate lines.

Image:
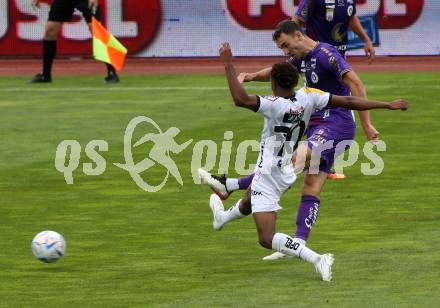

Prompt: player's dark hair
xmin=272 ymin=19 xmax=304 ymax=41
xmin=271 ymin=62 xmax=299 ymax=90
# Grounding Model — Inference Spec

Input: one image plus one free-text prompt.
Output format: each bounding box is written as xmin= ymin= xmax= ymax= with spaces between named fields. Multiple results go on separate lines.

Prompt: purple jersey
xmin=295 ymin=0 xmax=356 ymax=55
xmin=289 ymin=42 xmax=354 ymax=126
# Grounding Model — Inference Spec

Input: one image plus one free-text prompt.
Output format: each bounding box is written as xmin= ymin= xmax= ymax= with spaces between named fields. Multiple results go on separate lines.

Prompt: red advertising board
xmin=226 ymin=0 xmax=423 ymax=30
xmin=0 ymin=0 xmax=161 ymax=56
xmin=0 ymin=0 xmax=432 ymax=57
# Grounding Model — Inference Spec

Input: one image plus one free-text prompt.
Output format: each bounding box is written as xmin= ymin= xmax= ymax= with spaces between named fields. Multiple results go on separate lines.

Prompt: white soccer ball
xmin=31 ymin=230 xmax=66 ymax=263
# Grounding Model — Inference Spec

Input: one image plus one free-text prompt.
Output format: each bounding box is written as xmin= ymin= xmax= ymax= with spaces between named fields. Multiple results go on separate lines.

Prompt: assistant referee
xmin=30 ymin=0 xmax=120 ymax=84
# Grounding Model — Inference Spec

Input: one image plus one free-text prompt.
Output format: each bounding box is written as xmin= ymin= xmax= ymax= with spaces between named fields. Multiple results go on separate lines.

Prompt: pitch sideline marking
xmin=1 ymin=84 xmax=439 ymax=92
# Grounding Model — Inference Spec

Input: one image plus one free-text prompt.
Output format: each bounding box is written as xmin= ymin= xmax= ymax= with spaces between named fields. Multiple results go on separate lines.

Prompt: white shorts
xmin=250 ymin=165 xmax=296 ymax=213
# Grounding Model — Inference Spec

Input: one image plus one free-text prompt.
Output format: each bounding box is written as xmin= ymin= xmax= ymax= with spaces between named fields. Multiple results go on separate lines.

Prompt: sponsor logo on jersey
xmin=311 ymin=72 xmax=319 ymax=84
xmin=321 ymin=47 xmax=342 ymax=71
xmin=328 ymin=56 xmax=336 ymax=64
xmin=332 ymin=23 xmax=345 ymax=43
xmin=283 ymin=106 xmax=305 ymax=123
xmin=252 ymin=190 xmax=263 ymax=196
xmin=265 ymin=96 xmax=278 ymax=102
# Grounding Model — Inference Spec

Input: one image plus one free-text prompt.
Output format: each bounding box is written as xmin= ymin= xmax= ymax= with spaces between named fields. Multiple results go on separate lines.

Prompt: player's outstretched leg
xmin=208 ymin=193 xmax=251 ymax=230
xmin=199 ymin=169 xmax=230 ymax=200
xmin=314 ymin=253 xmax=334 ymax=282
xmin=264 ymin=195 xmax=321 ymax=261
xmin=264 ymin=172 xmax=326 ymax=261
xmin=271 ymin=233 xmax=333 ymax=282
xmin=198 ymin=168 xmax=254 ymax=200
xmin=254 ymin=212 xmax=333 ymax=282
xmin=209 ymin=194 xmax=225 ymax=230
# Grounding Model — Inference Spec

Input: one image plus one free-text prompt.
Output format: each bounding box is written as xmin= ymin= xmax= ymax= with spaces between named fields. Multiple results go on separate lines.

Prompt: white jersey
xmin=255 ymin=87 xmax=330 ymax=173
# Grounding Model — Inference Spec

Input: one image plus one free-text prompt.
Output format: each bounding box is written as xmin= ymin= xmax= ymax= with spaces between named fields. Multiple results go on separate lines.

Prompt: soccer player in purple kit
xmin=291 ymin=0 xmax=379 ymax=143
xmin=198 ymin=19 xmax=380 ymax=260
xmin=293 ymin=0 xmax=378 ymax=180
xmin=293 ymin=0 xmax=376 ymax=63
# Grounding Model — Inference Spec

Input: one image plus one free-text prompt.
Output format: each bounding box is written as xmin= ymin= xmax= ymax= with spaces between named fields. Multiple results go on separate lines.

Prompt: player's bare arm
xmin=349 ymin=15 xmax=376 ymax=64
xmin=220 ymin=43 xmax=259 ymax=111
xmin=342 ymin=70 xmax=380 ymax=141
xmin=329 ymin=95 xmax=408 ymax=111
xmin=238 ymin=67 xmax=272 ymax=83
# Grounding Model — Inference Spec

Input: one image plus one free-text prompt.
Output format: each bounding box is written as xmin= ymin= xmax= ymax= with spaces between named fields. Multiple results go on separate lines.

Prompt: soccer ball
xmin=31 ymin=230 xmax=66 ymax=263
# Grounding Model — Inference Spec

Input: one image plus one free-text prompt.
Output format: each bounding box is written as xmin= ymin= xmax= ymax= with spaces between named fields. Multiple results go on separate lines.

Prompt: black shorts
xmin=48 ymin=0 xmax=101 ymax=23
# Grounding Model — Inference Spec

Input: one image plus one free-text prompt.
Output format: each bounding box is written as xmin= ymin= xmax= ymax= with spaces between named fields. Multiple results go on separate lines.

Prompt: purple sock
xmin=238 ymin=173 xmax=255 ymax=190
xmin=295 ymin=195 xmax=320 ymax=241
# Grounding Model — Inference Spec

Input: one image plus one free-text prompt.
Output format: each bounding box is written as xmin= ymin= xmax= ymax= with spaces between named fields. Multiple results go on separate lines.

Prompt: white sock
xmin=225 ymin=178 xmax=239 ymax=192
xmin=272 ymin=233 xmax=320 ymax=265
xmin=298 ymin=245 xmax=320 ymax=265
xmin=222 ymin=199 xmax=245 ymax=224
xmin=293 ymin=237 xmax=306 ymax=246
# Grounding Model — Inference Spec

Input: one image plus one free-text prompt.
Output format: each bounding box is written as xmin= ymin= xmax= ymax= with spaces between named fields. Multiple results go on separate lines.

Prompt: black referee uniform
xmin=31 ymin=0 xmax=119 ymax=83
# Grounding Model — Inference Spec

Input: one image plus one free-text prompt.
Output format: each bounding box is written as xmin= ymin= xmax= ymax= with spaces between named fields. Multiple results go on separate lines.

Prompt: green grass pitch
xmin=0 ymin=73 xmax=439 ymax=307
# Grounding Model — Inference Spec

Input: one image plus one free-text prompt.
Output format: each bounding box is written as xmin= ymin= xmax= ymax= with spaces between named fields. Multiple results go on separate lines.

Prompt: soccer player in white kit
xmin=215 ymin=42 xmax=408 ymax=281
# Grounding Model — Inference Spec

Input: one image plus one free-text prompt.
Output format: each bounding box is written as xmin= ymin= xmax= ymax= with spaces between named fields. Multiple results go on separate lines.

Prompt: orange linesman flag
xmin=92 ymin=17 xmax=127 ymax=71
